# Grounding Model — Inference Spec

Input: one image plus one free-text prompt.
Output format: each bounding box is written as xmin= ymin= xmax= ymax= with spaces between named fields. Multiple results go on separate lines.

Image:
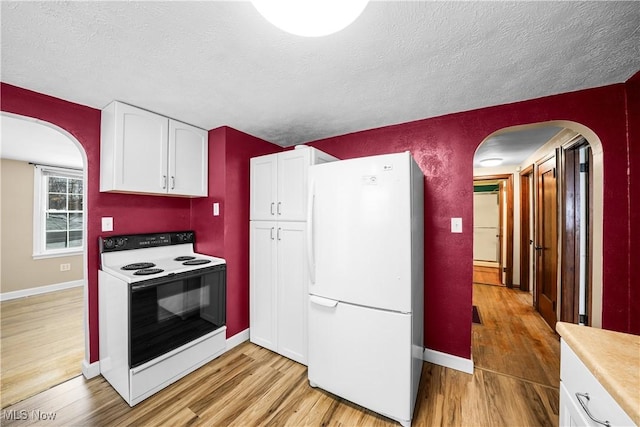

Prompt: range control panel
xmin=99 ymin=231 xmax=195 ymax=253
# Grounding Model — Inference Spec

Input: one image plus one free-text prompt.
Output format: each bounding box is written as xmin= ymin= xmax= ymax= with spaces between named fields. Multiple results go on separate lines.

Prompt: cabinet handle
xmin=162 ymin=175 xmax=167 ymax=189
xmin=277 ymin=227 xmax=281 ymax=240
xmin=575 ymin=393 xmax=611 ymax=427
xmin=270 ymin=202 xmax=275 ymax=216
xmin=277 ymin=201 xmax=282 ymax=215
xmin=171 ymin=176 xmax=175 ymax=189
xmin=270 ymin=227 xmax=275 ymax=240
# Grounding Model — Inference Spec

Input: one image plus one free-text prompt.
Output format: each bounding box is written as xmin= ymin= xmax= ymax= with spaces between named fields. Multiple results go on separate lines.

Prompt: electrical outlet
xmin=60 ymin=263 xmax=71 ymax=271
xmin=102 ymin=217 xmax=114 ymax=232
xmin=213 ymin=203 xmax=220 ymax=216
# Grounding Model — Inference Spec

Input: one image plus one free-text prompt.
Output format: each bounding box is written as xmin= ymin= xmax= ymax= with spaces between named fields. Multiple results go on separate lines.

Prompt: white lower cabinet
xmin=250 ymin=221 xmax=308 ymax=365
xmin=559 ymin=339 xmax=635 ymax=427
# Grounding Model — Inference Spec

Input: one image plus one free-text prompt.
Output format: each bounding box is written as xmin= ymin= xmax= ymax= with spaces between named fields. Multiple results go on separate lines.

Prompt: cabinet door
xmin=559 ymin=383 xmax=589 ymax=427
xmin=168 ymin=120 xmax=208 ymax=197
xmin=276 ymin=222 xmax=308 ymax=365
xmin=250 ymin=154 xmax=278 ymax=220
xmin=249 ymin=221 xmax=278 ymax=352
xmin=277 ymin=149 xmax=310 ymax=221
xmin=114 ymin=103 xmax=168 ymax=193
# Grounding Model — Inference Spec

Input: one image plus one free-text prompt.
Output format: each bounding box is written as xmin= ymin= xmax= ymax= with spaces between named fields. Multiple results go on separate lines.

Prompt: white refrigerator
xmin=307 ymin=151 xmax=424 ymax=427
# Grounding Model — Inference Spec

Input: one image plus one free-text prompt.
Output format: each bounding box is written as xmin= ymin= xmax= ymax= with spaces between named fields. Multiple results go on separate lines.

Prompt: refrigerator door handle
xmin=306 ymin=180 xmax=316 ymax=284
xmin=309 ymin=295 xmax=338 ymax=308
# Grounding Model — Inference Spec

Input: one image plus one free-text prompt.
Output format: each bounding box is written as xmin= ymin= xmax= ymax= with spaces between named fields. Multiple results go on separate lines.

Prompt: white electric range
xmin=98 ymin=230 xmax=227 ymax=406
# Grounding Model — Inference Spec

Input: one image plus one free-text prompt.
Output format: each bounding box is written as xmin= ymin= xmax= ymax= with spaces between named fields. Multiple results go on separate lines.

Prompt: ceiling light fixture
xmin=479 ymin=158 xmax=503 ymax=167
xmin=251 ymin=0 xmax=369 ymax=37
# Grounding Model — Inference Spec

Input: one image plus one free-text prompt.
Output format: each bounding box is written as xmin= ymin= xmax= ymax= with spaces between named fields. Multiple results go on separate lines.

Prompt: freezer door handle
xmin=306 ymin=180 xmax=316 ymax=284
xmin=310 ymin=295 xmax=338 ymax=308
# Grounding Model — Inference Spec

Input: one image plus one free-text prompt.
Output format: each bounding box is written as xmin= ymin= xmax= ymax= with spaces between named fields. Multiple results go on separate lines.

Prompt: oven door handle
xmin=130 ymin=274 xmax=177 ymax=292
xmin=131 ymin=282 xmax=160 ymax=292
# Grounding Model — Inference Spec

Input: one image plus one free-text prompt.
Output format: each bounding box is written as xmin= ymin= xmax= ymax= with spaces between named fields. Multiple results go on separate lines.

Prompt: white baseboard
xmin=423 ymin=348 xmax=474 ymax=374
xmin=0 ymin=279 xmax=84 ymax=302
xmin=82 ymin=359 xmax=100 ymax=379
xmin=226 ymin=328 xmax=250 ymax=351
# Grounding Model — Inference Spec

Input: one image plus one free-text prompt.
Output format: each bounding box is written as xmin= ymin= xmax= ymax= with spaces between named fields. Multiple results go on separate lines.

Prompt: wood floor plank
xmin=0 ymin=286 xmax=84 ymax=408
xmin=472 ymin=283 xmax=560 ymax=388
xmin=473 ymin=265 xmax=502 ymax=286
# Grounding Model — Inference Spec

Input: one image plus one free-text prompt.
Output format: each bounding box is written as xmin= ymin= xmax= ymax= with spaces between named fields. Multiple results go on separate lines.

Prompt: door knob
xmin=535 ymin=246 xmax=543 ymax=251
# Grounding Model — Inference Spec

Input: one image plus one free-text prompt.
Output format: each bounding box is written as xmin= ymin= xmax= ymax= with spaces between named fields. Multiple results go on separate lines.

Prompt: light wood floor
xmin=0 ymin=286 xmax=84 ymax=408
xmin=472 ymin=283 xmax=560 ymax=388
xmin=473 ymin=265 xmax=503 ymax=286
xmin=1 ymin=284 xmax=560 ymax=426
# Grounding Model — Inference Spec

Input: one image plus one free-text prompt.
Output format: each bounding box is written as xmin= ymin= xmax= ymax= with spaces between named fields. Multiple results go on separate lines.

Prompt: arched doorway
xmin=470 ymin=121 xmax=603 ymax=386
xmin=473 ymin=121 xmax=603 ymax=328
xmin=0 ymin=112 xmax=89 ymax=406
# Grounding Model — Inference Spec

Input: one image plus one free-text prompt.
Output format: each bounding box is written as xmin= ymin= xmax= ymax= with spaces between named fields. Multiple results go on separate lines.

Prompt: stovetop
xmin=99 ymin=231 xmax=225 ymax=283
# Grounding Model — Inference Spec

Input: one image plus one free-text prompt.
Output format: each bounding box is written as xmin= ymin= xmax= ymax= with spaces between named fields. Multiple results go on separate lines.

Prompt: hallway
xmin=472 ymin=283 xmax=560 ymax=387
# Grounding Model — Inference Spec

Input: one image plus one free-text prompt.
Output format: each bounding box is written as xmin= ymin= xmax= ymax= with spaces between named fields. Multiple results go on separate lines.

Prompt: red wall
xmin=2 ymin=77 xmax=638 ymax=365
xmin=190 ymin=127 xmax=278 ymax=338
xmin=309 ymin=83 xmax=638 ymax=357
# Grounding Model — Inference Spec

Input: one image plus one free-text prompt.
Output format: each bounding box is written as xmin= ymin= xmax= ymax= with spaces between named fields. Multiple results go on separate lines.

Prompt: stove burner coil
xmin=133 ymin=268 xmax=165 ymax=276
xmin=122 ymin=262 xmax=156 ymax=271
xmin=182 ymin=259 xmax=212 ymax=266
xmin=174 ymin=256 xmax=196 ymax=261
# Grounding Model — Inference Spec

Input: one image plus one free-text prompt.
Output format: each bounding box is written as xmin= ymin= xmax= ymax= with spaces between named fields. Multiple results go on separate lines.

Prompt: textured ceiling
xmin=1 ymin=1 xmax=639 ymax=149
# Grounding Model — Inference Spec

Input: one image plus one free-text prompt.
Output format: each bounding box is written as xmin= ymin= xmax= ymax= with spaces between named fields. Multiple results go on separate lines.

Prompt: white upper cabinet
xmin=277 ymin=150 xmax=310 ymax=220
xmin=100 ymin=101 xmax=208 ymax=197
xmin=250 ymin=147 xmax=338 ymax=221
xmin=168 ymin=120 xmax=208 ymax=197
xmin=250 ymin=154 xmax=278 ymax=220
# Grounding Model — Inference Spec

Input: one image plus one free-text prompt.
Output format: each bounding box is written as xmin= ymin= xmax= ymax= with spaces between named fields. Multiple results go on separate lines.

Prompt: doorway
xmin=561 ymin=139 xmax=593 ymax=325
xmin=519 ymin=165 xmax=534 ymax=293
xmin=472 ymin=175 xmax=513 ymax=287
xmin=473 ymin=122 xmax=603 ymax=331
xmin=0 ymin=113 xmax=88 ymax=407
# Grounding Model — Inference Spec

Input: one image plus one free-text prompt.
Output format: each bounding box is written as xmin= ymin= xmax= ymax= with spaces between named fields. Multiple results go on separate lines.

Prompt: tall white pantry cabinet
xmin=250 ymin=146 xmax=338 ymax=365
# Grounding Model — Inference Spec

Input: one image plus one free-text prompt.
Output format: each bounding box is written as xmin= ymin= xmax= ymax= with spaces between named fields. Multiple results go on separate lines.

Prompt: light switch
xmin=102 ymin=217 xmax=114 ymax=232
xmin=213 ymin=203 xmax=220 ymax=216
xmin=451 ymin=217 xmax=462 ymax=233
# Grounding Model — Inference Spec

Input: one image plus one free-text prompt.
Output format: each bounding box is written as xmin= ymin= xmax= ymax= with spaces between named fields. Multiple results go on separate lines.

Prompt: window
xmin=33 ymin=165 xmax=84 ymax=258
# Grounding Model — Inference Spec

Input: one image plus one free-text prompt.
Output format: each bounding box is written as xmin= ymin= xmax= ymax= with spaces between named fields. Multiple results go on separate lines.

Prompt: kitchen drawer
xmin=129 ymin=327 xmax=226 ymax=405
xmin=560 ymin=339 xmax=635 ymax=426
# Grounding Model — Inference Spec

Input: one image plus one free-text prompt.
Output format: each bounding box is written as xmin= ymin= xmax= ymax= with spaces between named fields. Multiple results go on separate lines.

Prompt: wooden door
xmin=561 ymin=142 xmax=592 ymax=325
xmin=519 ymin=165 xmax=534 ymax=292
xmin=536 ymin=155 xmax=558 ymax=328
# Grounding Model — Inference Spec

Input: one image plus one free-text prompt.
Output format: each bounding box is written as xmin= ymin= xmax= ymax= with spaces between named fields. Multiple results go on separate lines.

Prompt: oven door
xmin=129 ymin=264 xmax=226 ymax=368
